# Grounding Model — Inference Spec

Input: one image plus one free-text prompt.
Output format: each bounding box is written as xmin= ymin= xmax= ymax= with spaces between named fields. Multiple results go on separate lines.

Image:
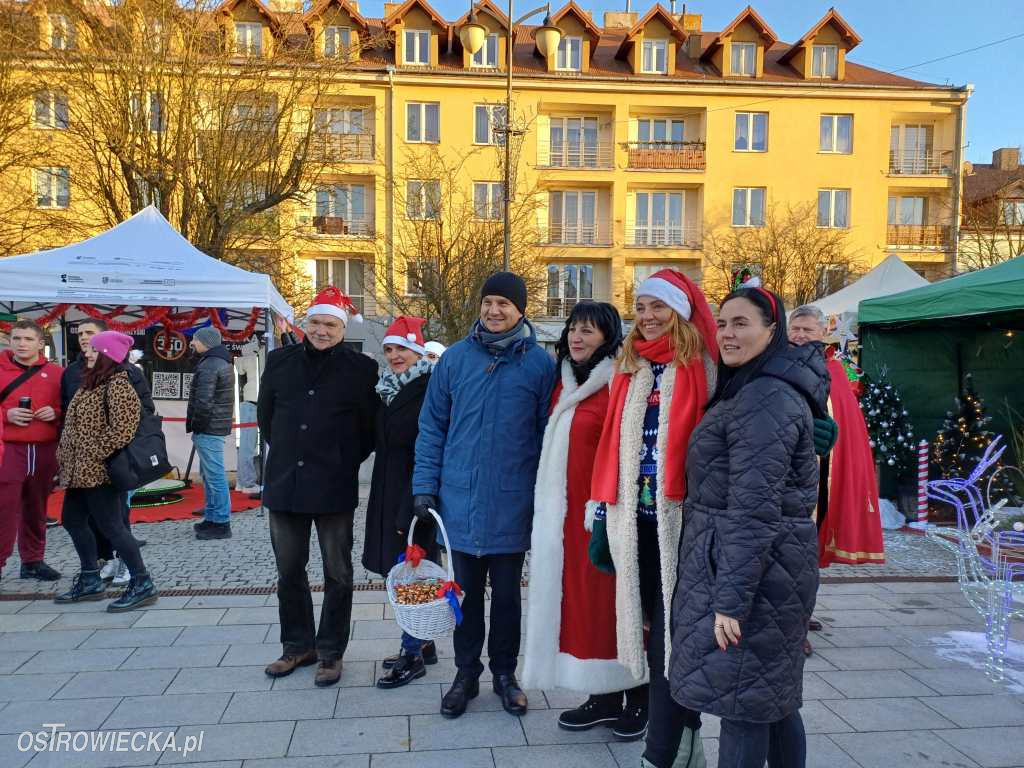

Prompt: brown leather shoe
xmin=315 ymin=658 xmax=343 ymax=687
xmin=264 ymin=650 xmax=317 ymax=678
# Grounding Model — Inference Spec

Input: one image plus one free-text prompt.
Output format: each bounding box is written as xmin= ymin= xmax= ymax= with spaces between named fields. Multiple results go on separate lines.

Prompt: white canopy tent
xmin=0 ymin=205 xmax=293 ymax=320
xmin=808 ymin=254 xmax=928 ymax=319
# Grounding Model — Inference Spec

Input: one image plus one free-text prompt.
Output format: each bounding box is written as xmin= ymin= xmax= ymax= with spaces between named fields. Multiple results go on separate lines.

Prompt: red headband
xmin=750 ymin=287 xmax=778 ymax=322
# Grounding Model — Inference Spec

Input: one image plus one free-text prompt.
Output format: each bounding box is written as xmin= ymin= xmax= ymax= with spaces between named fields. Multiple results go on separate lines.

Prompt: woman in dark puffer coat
xmin=670 ymin=286 xmax=829 ymax=768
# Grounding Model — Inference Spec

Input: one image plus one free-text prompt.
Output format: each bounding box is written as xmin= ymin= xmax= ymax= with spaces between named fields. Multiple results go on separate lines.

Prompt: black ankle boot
xmin=383 ymin=640 xmax=437 ymax=669
xmin=54 ymin=571 xmax=106 ymax=604
xmin=557 ymin=692 xmax=623 ymax=731
xmin=493 ymin=673 xmax=528 ymax=715
xmin=376 ymin=651 xmax=426 ymax=689
xmin=107 ymin=574 xmax=158 ymax=612
xmin=440 ymin=670 xmax=479 ymax=718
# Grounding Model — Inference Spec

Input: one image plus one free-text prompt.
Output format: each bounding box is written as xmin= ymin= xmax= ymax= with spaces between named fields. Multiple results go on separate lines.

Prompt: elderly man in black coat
xmin=258 ymin=287 xmax=378 ymax=688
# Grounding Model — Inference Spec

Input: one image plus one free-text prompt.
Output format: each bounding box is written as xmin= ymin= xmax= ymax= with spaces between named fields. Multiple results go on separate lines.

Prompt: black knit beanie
xmin=480 ymin=271 xmax=528 ymax=315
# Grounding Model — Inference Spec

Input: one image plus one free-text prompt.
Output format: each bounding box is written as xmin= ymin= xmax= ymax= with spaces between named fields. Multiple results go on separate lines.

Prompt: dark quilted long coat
xmin=670 ymin=343 xmax=829 ymax=723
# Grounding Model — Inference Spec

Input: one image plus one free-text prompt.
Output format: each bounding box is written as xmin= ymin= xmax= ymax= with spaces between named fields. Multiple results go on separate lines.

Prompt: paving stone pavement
xmin=0 ymin=581 xmax=1022 ymax=767
xmin=0 ymin=481 xmax=958 ymax=595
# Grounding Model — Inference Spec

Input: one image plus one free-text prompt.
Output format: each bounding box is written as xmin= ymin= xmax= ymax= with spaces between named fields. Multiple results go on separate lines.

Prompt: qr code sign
xmin=152 ymin=372 xmax=181 ymax=400
xmin=182 ymin=373 xmax=194 ymax=400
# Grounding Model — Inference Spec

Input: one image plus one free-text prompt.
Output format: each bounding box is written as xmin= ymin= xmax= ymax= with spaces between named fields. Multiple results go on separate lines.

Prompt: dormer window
xmin=49 ymin=14 xmax=74 ymax=50
xmin=811 ymin=44 xmax=838 ymax=78
xmin=471 ymin=33 xmax=499 ymax=68
xmin=325 ymin=26 xmax=351 ymax=58
xmin=731 ymin=42 xmax=756 ymax=76
xmin=235 ymin=22 xmax=263 ymax=57
xmin=641 ymin=40 xmax=667 ymax=74
xmin=404 ymin=29 xmax=430 ymax=65
xmin=556 ymin=37 xmax=582 ymax=71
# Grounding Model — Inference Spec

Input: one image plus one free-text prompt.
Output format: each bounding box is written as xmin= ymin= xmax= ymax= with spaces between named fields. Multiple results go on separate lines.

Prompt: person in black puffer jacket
xmin=670 ymin=285 xmax=829 ymax=768
xmin=186 ymin=326 xmax=235 ymax=539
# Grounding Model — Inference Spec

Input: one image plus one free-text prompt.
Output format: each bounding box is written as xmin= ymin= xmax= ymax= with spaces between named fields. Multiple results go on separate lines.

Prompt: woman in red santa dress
xmin=523 ymin=302 xmax=649 ymax=741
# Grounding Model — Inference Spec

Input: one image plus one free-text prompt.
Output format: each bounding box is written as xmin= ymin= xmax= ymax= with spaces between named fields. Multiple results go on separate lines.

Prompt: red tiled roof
xmin=778 ymin=7 xmax=861 ymax=65
xmin=965 ymin=164 xmax=1024 ymax=204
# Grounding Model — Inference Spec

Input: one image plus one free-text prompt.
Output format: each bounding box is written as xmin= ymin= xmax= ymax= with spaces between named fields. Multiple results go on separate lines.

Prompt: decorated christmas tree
xmin=933 ymin=374 xmax=1018 ymax=501
xmin=860 ymin=369 xmax=916 ymax=479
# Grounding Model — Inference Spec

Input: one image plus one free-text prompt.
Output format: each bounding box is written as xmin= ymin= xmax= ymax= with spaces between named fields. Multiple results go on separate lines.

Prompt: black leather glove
xmin=588 ymin=518 xmax=615 ymax=574
xmin=412 ymin=494 xmax=438 ymax=522
xmin=813 ymin=416 xmax=839 ymax=456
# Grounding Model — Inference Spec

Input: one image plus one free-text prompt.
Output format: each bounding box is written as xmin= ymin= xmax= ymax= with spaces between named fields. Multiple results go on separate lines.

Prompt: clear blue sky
xmin=360 ymin=0 xmax=1022 ymax=164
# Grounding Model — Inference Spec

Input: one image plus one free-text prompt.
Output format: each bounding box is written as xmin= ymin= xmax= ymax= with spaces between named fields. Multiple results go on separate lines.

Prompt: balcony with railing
xmin=625 ymin=223 xmax=703 ymax=249
xmin=305 ymin=215 xmax=373 ymax=237
xmin=886 ymin=224 xmax=951 ymax=248
xmin=536 ymin=141 xmax=614 ymax=170
xmin=304 ymin=132 xmax=374 ymax=163
xmin=539 ymin=220 xmax=613 ymax=247
xmin=888 ymin=150 xmax=955 ymax=176
xmin=624 ymin=141 xmax=706 ymax=171
xmin=544 ymin=296 xmax=614 ymax=318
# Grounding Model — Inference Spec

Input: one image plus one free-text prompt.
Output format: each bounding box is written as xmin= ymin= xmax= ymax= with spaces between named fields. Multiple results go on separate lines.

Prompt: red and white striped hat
xmin=382 ymin=316 xmax=427 ymax=355
xmin=635 ymin=268 xmax=693 ymax=320
xmin=307 ymin=285 xmax=362 ymax=325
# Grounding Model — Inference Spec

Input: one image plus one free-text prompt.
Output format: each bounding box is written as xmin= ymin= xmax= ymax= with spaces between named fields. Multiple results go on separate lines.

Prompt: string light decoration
xmin=860 ymin=368 xmax=916 ymax=478
xmin=933 ymin=374 xmax=1019 ymax=502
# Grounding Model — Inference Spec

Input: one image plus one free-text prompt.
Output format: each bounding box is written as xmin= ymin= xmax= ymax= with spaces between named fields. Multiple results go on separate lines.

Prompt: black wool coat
xmin=670 ymin=342 xmax=829 ymax=723
xmin=257 ymin=341 xmax=378 ymax=516
xmin=362 ymin=374 xmax=438 ymax=577
xmin=186 ymin=345 xmax=234 ymax=436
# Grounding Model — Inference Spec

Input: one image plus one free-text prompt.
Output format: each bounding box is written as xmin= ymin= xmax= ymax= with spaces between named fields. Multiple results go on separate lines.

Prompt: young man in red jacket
xmin=0 ymin=320 xmax=63 ymax=582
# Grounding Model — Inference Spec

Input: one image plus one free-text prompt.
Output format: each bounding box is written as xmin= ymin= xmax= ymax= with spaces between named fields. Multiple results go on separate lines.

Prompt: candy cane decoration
xmin=909 ymin=439 xmax=929 ymax=529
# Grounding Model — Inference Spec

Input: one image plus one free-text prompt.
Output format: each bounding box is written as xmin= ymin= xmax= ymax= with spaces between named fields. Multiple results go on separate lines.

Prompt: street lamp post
xmin=460 ymin=2 xmax=561 ymax=271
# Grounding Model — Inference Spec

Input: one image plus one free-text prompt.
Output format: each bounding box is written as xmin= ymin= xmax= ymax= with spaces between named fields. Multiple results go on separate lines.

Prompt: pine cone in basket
xmin=395 ymin=580 xmax=443 ymax=605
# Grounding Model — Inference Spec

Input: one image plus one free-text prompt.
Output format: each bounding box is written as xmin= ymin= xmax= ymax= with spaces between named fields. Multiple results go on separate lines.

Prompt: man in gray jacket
xmin=187 ymin=326 xmax=235 ymax=540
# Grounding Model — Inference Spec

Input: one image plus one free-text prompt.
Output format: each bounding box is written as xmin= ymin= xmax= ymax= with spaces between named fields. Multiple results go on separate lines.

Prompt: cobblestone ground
xmin=1 ymin=483 xmax=958 ymax=595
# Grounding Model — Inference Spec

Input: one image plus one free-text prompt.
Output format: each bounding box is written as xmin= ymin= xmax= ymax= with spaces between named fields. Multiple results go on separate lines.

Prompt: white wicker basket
xmin=385 ymin=509 xmax=460 ymax=641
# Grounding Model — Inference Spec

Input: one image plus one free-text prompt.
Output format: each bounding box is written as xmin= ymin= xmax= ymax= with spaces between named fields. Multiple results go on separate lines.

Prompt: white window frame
xmin=637 ymin=118 xmax=685 ymax=148
xmin=35 ymin=167 xmax=70 ymax=209
xmin=730 ymin=41 xmax=756 ymax=76
xmin=404 ymin=29 xmax=431 ymax=65
xmin=1001 ymin=199 xmax=1024 ymax=227
xmin=473 ymin=182 xmax=503 ymax=220
xmin=405 ymin=260 xmax=435 ymax=296
xmin=129 ymin=91 xmax=165 ymax=133
xmin=811 ymin=44 xmax=838 ymax=78
xmin=819 ymin=114 xmax=853 ymax=154
xmin=471 ymin=33 xmax=499 ymax=68
xmin=474 ymin=104 xmax=507 ymax=146
xmin=314 ymin=183 xmax=368 ymax=234
xmin=314 ymin=258 xmax=365 ymax=315
xmin=641 ymin=39 xmax=668 ymax=74
xmin=887 ymin=196 xmax=926 ymax=226
xmin=548 ymin=116 xmax=600 ymax=167
xmin=406 ymin=102 xmax=440 ymax=143
xmin=817 ymin=188 xmax=850 ymax=228
xmin=548 ymin=190 xmax=597 ymax=244
xmin=49 ymin=14 xmax=74 ymax=50
xmin=34 ymin=90 xmax=69 ymax=130
xmin=546 ymin=263 xmax=594 ymax=316
xmin=234 ymin=22 xmax=263 ymax=57
xmin=634 ymin=191 xmax=685 ymax=246
xmin=406 ymin=180 xmax=440 ymax=220
xmin=732 ymin=187 xmax=766 ymax=227
xmin=734 ymin=112 xmax=768 ymax=152
xmin=556 ymin=36 xmax=582 ymax=71
xmin=324 ymin=26 xmax=352 ymax=58
xmin=315 ymin=107 xmax=366 ymax=134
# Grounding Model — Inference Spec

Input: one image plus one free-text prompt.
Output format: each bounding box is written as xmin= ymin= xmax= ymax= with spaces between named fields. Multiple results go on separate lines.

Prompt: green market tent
xmin=859 ymin=256 xmax=1024 ymax=488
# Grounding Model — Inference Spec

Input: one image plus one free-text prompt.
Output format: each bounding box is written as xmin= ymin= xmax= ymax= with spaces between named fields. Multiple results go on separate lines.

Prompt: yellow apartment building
xmin=1 ymin=0 xmax=970 ymax=351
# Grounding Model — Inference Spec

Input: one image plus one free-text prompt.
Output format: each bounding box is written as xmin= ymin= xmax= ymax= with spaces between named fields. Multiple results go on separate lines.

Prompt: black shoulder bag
xmin=102 ymin=380 xmax=173 ymax=491
xmin=0 ymin=364 xmax=44 ymax=404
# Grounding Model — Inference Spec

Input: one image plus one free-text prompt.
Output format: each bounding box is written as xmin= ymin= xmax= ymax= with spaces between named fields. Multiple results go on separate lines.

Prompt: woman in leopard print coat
xmin=56 ymin=330 xmax=158 ymax=612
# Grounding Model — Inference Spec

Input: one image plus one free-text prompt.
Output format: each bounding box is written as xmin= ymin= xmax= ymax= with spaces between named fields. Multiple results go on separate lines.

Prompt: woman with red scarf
xmin=587 ymin=269 xmax=717 ymax=768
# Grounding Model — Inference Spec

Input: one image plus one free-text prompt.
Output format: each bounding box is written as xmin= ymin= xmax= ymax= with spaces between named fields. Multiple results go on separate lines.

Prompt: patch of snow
xmin=933 ymin=630 xmax=1024 ymax=693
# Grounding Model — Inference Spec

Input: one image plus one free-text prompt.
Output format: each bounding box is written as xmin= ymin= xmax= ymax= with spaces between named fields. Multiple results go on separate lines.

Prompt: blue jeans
xmin=236 ymin=402 xmax=259 ymax=490
xmin=193 ymin=433 xmax=230 ymax=524
xmin=718 ymin=711 xmax=806 ymax=768
xmin=401 ymin=632 xmax=423 ymax=656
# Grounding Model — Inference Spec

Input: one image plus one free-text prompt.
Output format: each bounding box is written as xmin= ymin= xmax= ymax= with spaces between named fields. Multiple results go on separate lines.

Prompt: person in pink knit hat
xmin=55 ymin=330 xmax=158 ymax=611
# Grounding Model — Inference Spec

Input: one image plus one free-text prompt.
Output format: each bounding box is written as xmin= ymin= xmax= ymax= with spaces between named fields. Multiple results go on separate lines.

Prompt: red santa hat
xmin=382 ymin=316 xmax=427 ymax=355
xmin=307 ymin=285 xmax=362 ymax=325
xmin=635 ymin=268 xmax=695 ymax=320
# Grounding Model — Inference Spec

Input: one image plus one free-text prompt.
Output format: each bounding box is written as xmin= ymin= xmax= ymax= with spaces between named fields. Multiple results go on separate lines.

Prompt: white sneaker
xmin=112 ymin=559 xmax=131 ymax=586
xmin=100 ymin=558 xmax=119 ymax=581
xmin=235 ymin=486 xmax=259 ymax=495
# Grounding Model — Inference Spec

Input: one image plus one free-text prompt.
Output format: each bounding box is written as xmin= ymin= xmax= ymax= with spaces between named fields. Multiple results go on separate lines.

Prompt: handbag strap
xmin=0 ymin=364 xmax=44 ymax=404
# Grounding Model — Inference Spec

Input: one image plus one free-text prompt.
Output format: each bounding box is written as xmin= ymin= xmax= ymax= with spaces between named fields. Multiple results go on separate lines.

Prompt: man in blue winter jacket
xmin=413 ymin=271 xmax=556 ymax=719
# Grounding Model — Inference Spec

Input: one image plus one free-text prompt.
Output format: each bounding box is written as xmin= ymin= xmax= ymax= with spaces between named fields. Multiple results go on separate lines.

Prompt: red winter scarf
xmin=591 ymin=335 xmax=708 ymax=504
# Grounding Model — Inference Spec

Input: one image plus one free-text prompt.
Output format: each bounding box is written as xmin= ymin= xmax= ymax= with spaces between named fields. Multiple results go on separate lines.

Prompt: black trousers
xmin=718 ymin=711 xmax=806 ymax=768
xmin=269 ymin=509 xmax=354 ymax=661
xmin=638 ymin=518 xmax=701 ymax=768
xmin=62 ymin=485 xmax=146 ymax=576
xmin=92 ymin=492 xmax=130 ymax=562
xmin=450 ymin=550 xmax=526 ymax=679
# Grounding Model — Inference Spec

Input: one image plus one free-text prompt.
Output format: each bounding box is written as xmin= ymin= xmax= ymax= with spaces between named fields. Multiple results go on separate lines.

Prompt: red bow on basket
xmin=437 ymin=580 xmax=464 ymax=625
xmin=436 ymin=580 xmax=462 ymax=599
xmin=404 ymin=544 xmax=427 ymax=568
